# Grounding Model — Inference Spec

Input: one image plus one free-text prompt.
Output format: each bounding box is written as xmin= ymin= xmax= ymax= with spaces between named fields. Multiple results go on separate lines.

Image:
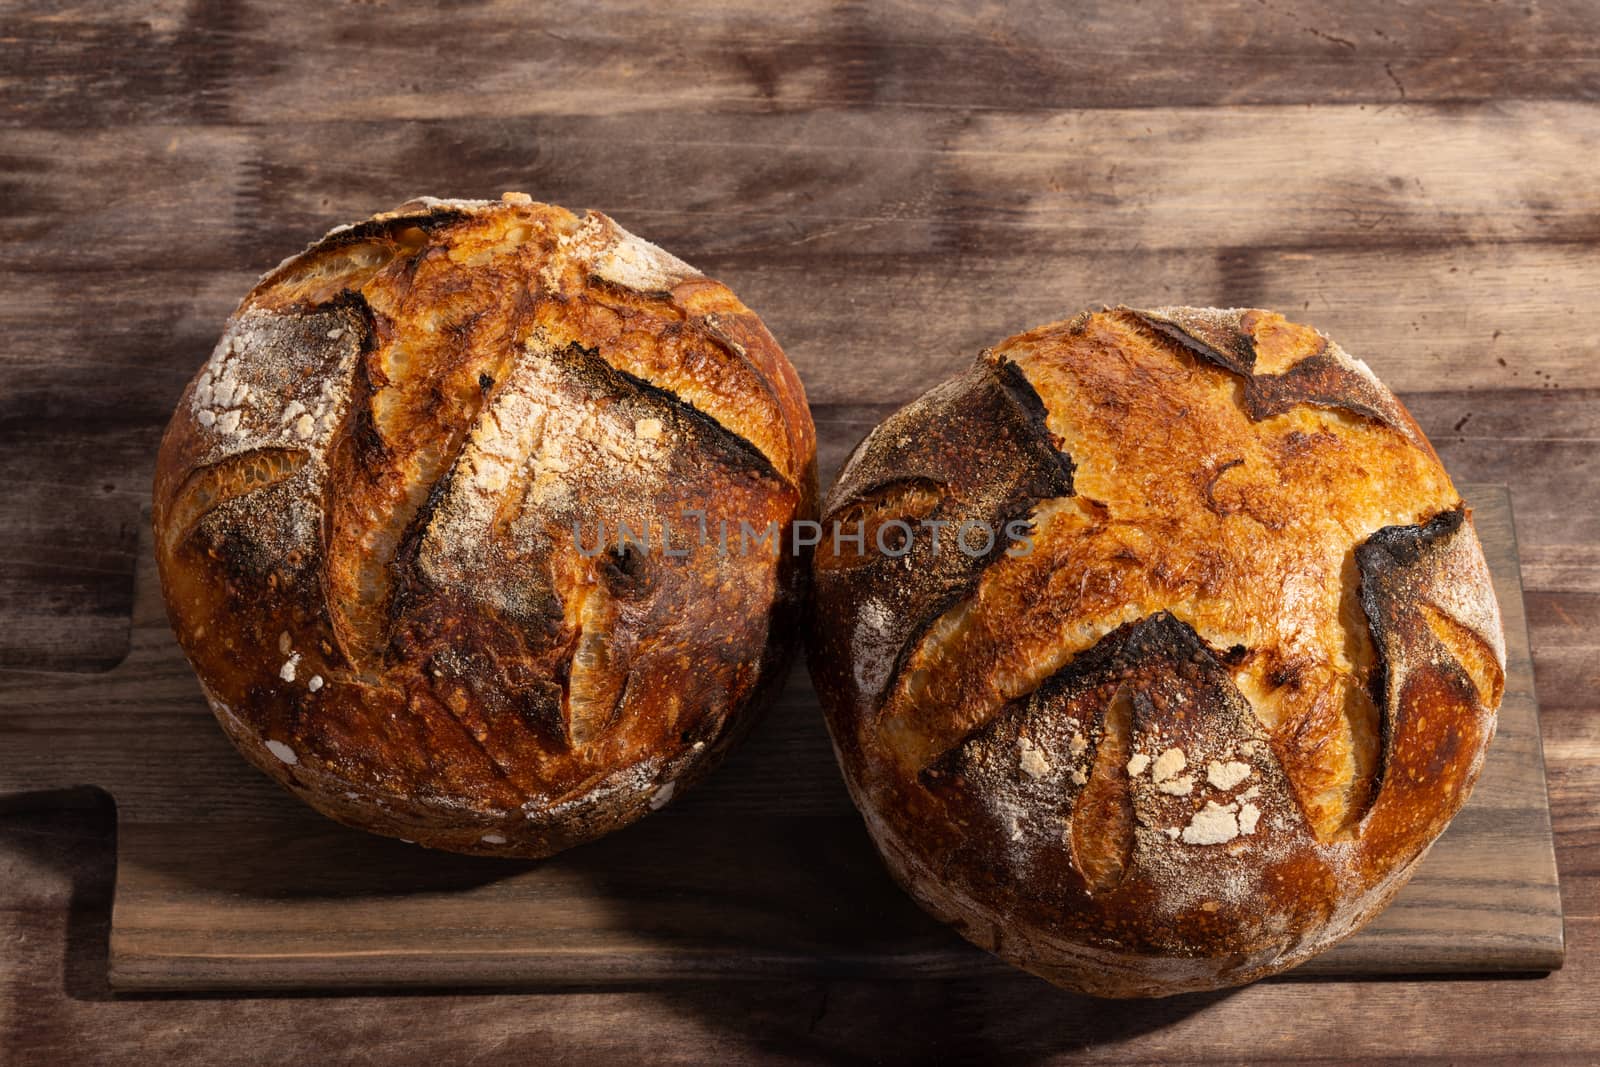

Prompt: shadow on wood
xmin=0 ymin=486 xmax=1562 ymax=1015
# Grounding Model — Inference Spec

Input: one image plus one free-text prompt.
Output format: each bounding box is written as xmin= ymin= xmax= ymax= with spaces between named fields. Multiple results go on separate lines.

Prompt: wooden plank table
xmin=2 ymin=1 xmax=1597 ymax=1061
xmin=0 ymin=486 xmax=1562 ymax=993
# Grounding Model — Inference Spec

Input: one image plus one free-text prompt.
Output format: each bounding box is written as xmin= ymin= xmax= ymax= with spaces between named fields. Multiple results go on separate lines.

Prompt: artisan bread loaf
xmin=154 ymin=194 xmax=816 ymax=857
xmin=809 ymin=306 xmax=1505 ymax=996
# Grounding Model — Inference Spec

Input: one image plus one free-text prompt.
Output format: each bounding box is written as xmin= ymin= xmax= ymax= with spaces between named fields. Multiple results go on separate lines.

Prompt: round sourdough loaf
xmin=809 ymin=306 xmax=1505 ymax=997
xmin=154 ymin=194 xmax=815 ymax=857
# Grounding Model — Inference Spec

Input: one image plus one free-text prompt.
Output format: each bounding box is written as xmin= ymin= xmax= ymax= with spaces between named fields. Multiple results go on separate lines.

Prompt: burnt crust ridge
xmin=1124 ymin=306 xmax=1259 ymax=376
xmin=815 ymin=354 xmax=1078 ymax=716
xmin=314 ymin=204 xmax=473 ymax=253
xmin=918 ymin=611 xmax=1308 ymax=930
xmin=923 ymin=611 xmax=1248 ymax=789
xmin=1354 ymin=502 xmax=1492 ymax=803
xmin=1121 ymin=305 xmax=1423 ymax=446
xmin=574 ymin=342 xmax=789 ymax=489
xmin=1358 ymin=504 xmax=1466 ymax=571
xmin=1357 ymin=502 xmax=1468 ymax=744
xmin=990 ymin=353 xmax=1077 ymax=487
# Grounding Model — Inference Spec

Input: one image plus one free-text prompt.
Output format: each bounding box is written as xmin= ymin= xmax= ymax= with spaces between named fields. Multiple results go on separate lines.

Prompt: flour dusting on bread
xmin=154 ymin=195 xmax=816 ymax=859
xmin=811 ymin=306 xmax=1505 ymax=996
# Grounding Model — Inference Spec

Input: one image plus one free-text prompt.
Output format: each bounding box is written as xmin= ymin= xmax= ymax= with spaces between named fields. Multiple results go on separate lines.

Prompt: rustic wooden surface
xmin=2 ymin=0 xmax=1597 ymax=1061
xmin=0 ymin=487 xmax=1560 ymax=993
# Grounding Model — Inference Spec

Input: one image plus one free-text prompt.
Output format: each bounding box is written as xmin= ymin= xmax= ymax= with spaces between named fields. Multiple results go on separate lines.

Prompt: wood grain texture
xmin=0 ymin=486 xmax=1562 ymax=993
xmin=3 ymin=0 xmax=1598 ymax=1059
xmin=5 ymin=0 xmax=1600 ymax=125
xmin=7 ymin=105 xmax=1600 ymax=272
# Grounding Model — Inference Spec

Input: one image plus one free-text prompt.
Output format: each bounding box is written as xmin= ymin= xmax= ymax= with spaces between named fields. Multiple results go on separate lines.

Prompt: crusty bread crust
xmin=810 ymin=307 xmax=1504 ymax=996
xmin=154 ymin=195 xmax=816 ymax=857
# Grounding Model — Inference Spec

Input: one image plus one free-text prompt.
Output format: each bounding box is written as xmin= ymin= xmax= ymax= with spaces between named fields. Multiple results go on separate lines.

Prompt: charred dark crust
xmin=602 ymin=542 xmax=655 ymax=597
xmin=919 ymin=611 xmax=1287 ymax=911
xmin=827 ymin=357 xmax=1075 ymax=518
xmin=991 ymin=355 xmax=1077 ymax=486
xmin=581 ymin=263 xmax=808 ymax=498
xmin=1358 ymin=505 xmax=1466 ymax=571
xmin=1053 ymin=610 xmax=1216 ymax=684
xmin=566 ymin=342 xmax=788 ymax=489
xmin=164 ymin=449 xmax=310 ymax=551
xmin=309 ymin=206 xmax=474 ymax=254
xmin=816 ymin=355 xmax=1079 ymax=716
xmin=923 ymin=612 xmax=1232 ymax=790
xmin=1245 ymin=349 xmax=1385 ymax=427
xmin=301 ymin=286 xmax=381 ymax=325
xmin=889 ymin=540 xmax=1066 ymax=698
xmin=1355 ymin=503 xmax=1470 ymax=797
xmin=1125 ymin=308 xmax=1257 ymax=376
xmin=321 ymin=288 xmax=380 ymax=388
xmin=693 ymin=310 xmax=813 ymax=494
xmin=1122 ymin=306 xmax=1418 ymax=442
xmin=928 ymin=614 xmax=1164 ymax=790
xmin=387 ymin=439 xmax=476 ymax=630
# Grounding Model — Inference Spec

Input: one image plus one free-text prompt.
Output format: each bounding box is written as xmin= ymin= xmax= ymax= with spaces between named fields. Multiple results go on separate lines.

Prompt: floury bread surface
xmin=154 ymin=194 xmax=816 ymax=857
xmin=809 ymin=306 xmax=1506 ymax=996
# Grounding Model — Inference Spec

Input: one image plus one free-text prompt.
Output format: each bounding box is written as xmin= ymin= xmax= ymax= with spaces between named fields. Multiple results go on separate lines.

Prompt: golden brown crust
xmin=809 ymin=307 xmax=1504 ymax=996
xmin=154 ymin=195 xmax=816 ymax=857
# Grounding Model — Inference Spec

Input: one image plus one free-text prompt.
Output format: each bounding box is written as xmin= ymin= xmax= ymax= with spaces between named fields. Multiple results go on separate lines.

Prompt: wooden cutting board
xmin=0 ymin=483 xmax=1562 ymax=992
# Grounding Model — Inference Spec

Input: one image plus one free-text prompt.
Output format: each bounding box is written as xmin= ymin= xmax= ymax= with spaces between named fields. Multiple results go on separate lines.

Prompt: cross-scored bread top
xmin=811 ymin=306 xmax=1505 ymax=996
xmin=153 ymin=195 xmax=816 ymax=857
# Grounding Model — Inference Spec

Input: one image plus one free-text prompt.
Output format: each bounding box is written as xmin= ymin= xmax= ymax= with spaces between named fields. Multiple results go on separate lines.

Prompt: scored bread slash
xmin=152 ymin=195 xmax=816 ymax=860
xmin=811 ymin=306 xmax=1505 ymax=997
